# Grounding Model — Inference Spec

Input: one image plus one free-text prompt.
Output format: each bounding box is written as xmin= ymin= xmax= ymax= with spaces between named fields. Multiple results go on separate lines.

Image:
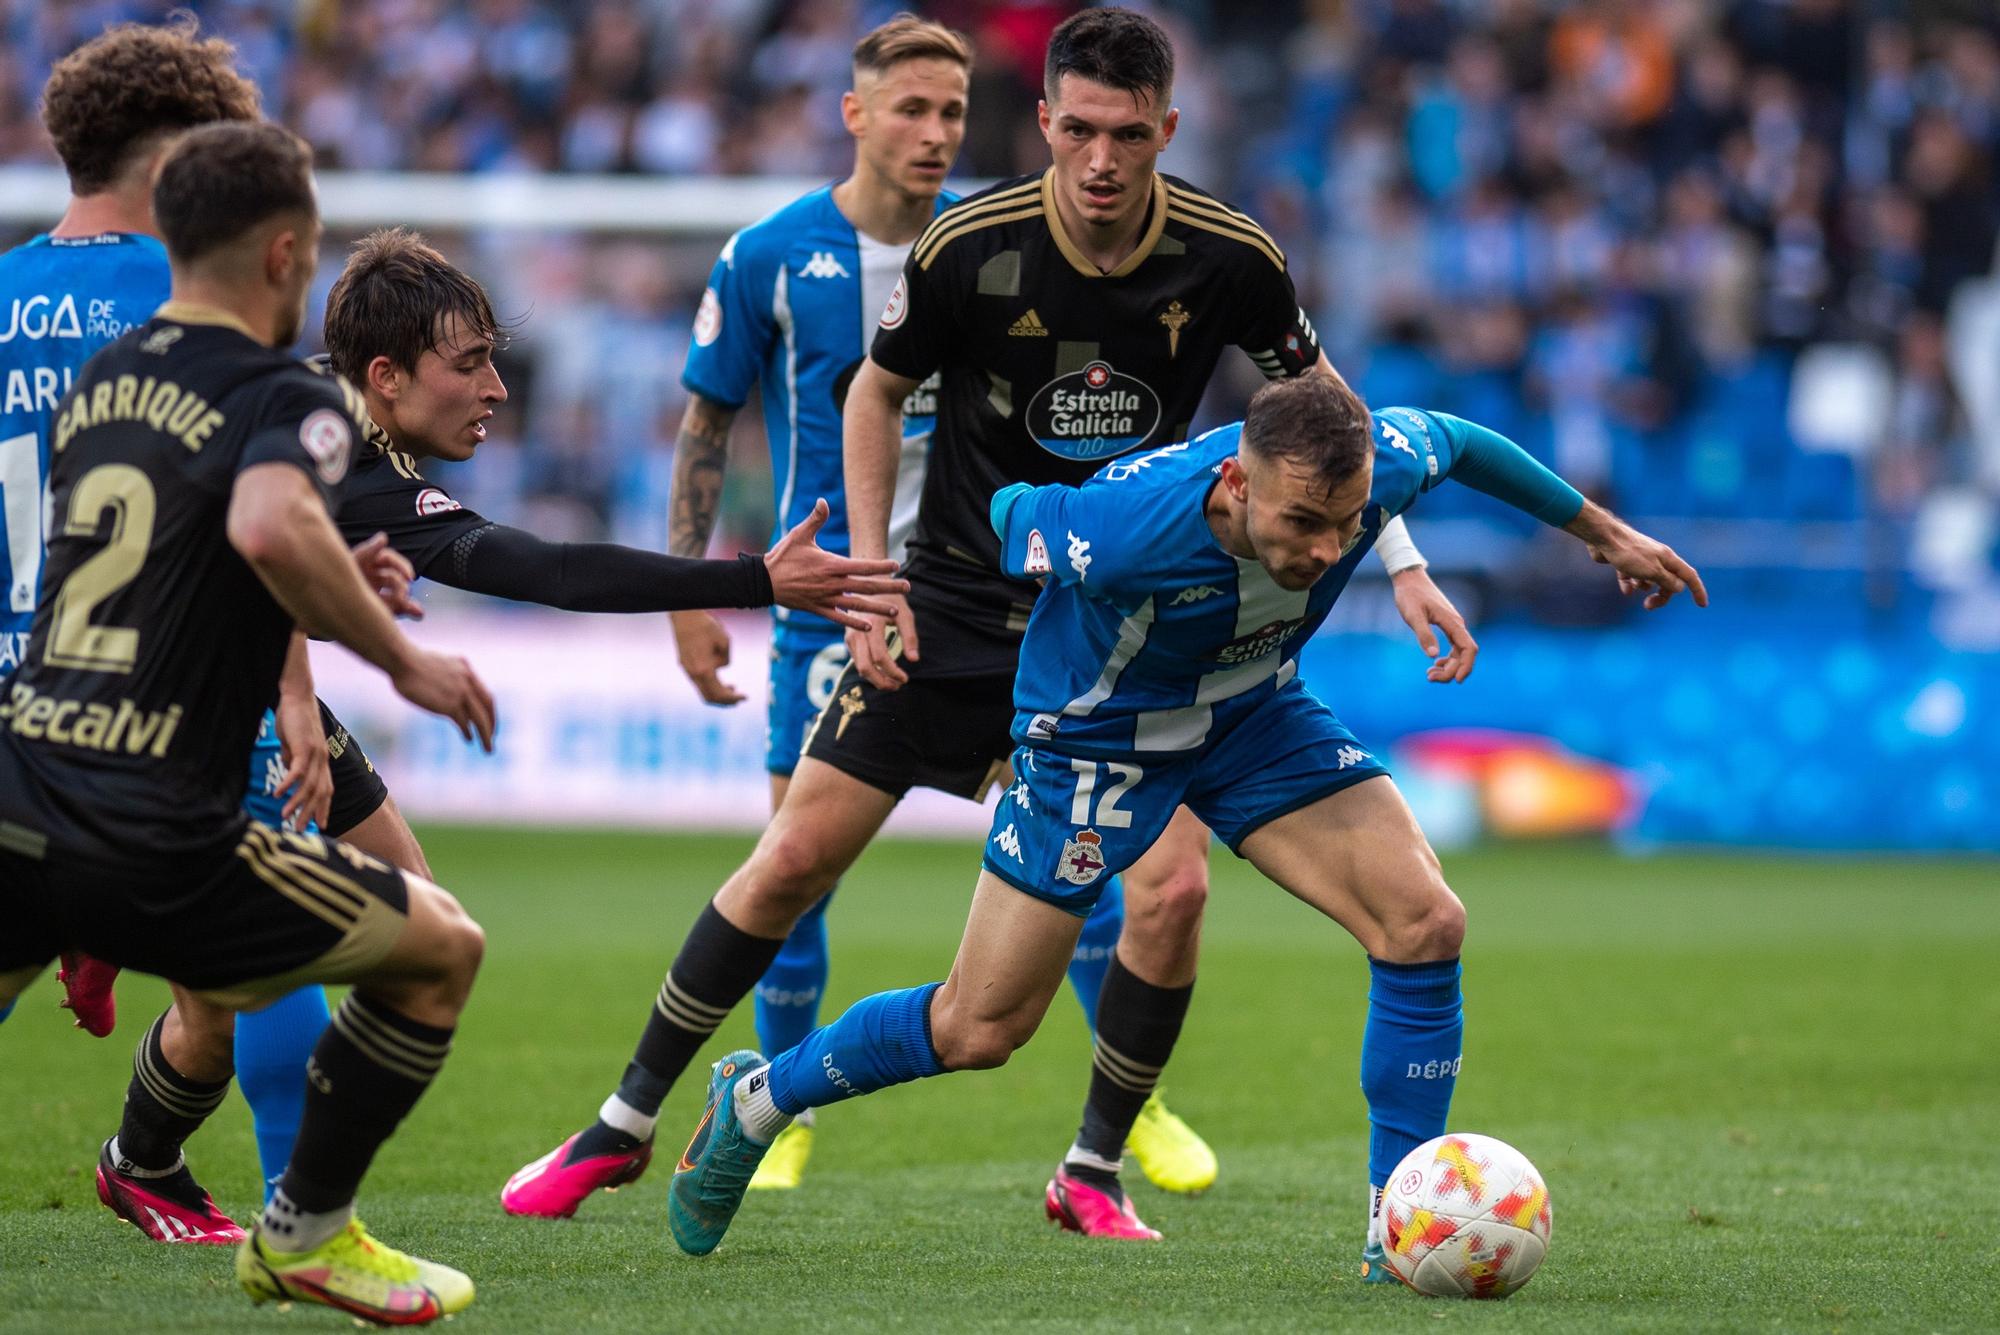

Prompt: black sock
xmin=114 ymin=1011 xmax=231 ymax=1172
xmin=272 ymin=991 xmax=453 ymax=1220
xmin=576 ymin=902 xmax=784 ymax=1156
xmin=1072 ymin=953 xmax=1194 ymax=1166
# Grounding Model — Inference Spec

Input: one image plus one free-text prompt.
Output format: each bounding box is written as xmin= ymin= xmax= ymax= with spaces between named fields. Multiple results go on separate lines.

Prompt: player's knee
xmin=1380 ymin=883 xmax=1465 ymax=963
xmin=172 ymin=1001 xmax=237 ymax=1074
xmin=933 ymin=1016 xmax=1026 ymax=1072
xmin=748 ymin=825 xmax=845 ymax=913
xmin=1125 ymin=867 xmax=1209 ymax=945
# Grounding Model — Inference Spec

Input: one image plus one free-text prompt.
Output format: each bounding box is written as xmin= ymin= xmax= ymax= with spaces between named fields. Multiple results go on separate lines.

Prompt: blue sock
xmin=755 ymin=890 xmax=832 ymax=1056
xmin=765 ymin=983 xmax=944 ymax=1115
xmin=234 ymin=984 xmax=331 ymax=1199
xmin=1359 ymin=957 xmax=1463 ymax=1186
xmin=1066 ymin=876 xmax=1123 ymax=1032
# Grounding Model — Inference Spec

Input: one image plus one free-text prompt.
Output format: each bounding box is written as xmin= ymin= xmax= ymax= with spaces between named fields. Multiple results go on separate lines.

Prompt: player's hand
xmin=272 ymin=687 xmax=333 ymax=830
xmin=847 ymin=591 xmax=919 ymax=691
xmin=672 ymin=609 xmax=745 ymax=706
xmin=765 ymin=499 xmax=908 ymax=630
xmin=352 ymin=532 xmax=423 ymax=620
xmin=1567 ymin=503 xmax=1709 ymax=611
xmin=391 ymin=648 xmax=497 ymax=752
xmin=1390 ymin=564 xmax=1478 ymax=683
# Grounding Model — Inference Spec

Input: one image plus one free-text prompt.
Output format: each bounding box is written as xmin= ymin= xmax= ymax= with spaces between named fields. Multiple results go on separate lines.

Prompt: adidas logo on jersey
xmin=798 ymin=252 xmax=850 ymax=280
xmin=1009 ymin=309 xmax=1049 ymax=337
xmin=1169 ymin=585 xmax=1222 ymax=606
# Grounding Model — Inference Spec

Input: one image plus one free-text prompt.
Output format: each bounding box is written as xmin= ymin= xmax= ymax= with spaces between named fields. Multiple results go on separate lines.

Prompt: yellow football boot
xmin=747 ymin=1115 xmax=815 ymax=1190
xmin=237 ymin=1217 xmax=473 ymax=1325
xmin=1126 ymin=1090 xmax=1217 ymax=1194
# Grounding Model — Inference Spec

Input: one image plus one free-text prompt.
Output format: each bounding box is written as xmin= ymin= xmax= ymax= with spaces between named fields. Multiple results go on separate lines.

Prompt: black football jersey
xmin=0 ymin=306 xmax=364 ymax=861
xmin=869 ymin=169 xmax=1321 ymax=674
xmin=331 ymin=418 xmax=489 ymax=574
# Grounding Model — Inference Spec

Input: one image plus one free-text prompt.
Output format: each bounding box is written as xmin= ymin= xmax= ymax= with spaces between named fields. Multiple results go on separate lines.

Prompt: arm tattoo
xmin=668 ymin=395 xmax=737 ymax=559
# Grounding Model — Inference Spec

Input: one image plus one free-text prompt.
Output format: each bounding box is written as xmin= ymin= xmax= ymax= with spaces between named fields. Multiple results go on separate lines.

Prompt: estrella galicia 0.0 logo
xmin=1024 ymin=359 xmax=1161 ymax=461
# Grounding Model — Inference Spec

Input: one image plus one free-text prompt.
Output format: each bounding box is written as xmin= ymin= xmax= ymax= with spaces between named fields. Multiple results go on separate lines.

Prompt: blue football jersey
xmin=0 ymin=232 xmax=169 ymax=673
xmin=681 ymin=186 xmax=951 ymax=647
xmin=993 ymin=407 xmax=1493 ymax=757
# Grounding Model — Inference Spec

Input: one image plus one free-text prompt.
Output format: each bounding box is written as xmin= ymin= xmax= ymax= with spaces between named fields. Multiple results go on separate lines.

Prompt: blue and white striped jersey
xmin=681 ymin=185 xmax=951 ymax=648
xmin=0 ymin=233 xmax=169 ymax=675
xmin=992 ymin=407 xmax=1552 ymax=758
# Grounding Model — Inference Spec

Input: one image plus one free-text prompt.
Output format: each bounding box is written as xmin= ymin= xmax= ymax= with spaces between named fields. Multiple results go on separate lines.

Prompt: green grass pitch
xmin=2 ymin=829 xmax=1996 ymax=1332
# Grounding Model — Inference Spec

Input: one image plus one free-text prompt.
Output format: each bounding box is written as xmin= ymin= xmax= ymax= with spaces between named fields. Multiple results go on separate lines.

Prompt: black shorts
xmin=320 ymin=698 xmax=390 ymax=837
xmin=801 ymin=660 xmax=1016 ymax=802
xmin=0 ymin=817 xmax=410 ymax=1006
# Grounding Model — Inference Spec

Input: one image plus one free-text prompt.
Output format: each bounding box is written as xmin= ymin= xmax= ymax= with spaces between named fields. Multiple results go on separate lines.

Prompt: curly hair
xmin=40 ymin=15 xmax=262 ymax=195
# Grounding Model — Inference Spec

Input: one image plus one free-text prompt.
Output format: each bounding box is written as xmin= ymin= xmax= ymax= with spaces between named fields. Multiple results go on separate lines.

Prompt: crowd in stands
xmin=3 ymin=0 xmax=1996 ymax=609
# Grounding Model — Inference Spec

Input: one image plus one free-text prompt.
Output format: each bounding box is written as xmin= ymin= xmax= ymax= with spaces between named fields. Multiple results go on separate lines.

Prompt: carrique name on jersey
xmin=53 ymin=372 xmax=225 ymax=456
xmin=1 ymin=681 xmax=184 ymax=759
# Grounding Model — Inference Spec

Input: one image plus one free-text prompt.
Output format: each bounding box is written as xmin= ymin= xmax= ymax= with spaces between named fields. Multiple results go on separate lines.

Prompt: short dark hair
xmin=853 ymin=13 xmax=973 ymax=79
xmin=1241 ymin=375 xmax=1373 ymax=497
xmin=154 ymin=122 xmax=315 ymax=266
xmin=1044 ymin=7 xmax=1174 ymax=110
xmin=40 ymin=16 xmax=261 ymax=195
xmin=323 ymin=228 xmax=506 ymax=381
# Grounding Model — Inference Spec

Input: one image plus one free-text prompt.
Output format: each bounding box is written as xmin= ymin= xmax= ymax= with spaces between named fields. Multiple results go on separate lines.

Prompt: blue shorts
xmin=240 ymin=709 xmax=291 ymax=830
xmin=982 ymin=681 xmax=1390 ymax=916
xmin=767 ymin=636 xmax=851 ymax=776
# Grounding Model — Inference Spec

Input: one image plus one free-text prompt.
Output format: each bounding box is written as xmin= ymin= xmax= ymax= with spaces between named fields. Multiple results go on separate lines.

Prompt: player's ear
xmin=1159 ymin=107 xmax=1179 ymax=148
xmin=365 ymin=354 xmax=402 ymax=401
xmin=840 ymin=88 xmax=865 ymax=138
xmin=264 ymin=226 xmax=297 ymax=288
xmin=1037 ymin=100 xmax=1053 ymax=142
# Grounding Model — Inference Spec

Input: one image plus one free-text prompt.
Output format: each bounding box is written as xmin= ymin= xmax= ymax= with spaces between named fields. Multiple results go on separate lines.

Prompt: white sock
xmin=1367 ymin=1184 xmax=1384 ymax=1247
xmin=1063 ymin=1142 xmax=1123 ymax=1176
xmin=107 ymin=1136 xmax=183 ymax=1179
xmin=732 ymin=1066 xmax=791 ymax=1145
xmin=259 ymin=1188 xmax=353 ymax=1254
xmin=599 ymin=1092 xmax=657 ymax=1141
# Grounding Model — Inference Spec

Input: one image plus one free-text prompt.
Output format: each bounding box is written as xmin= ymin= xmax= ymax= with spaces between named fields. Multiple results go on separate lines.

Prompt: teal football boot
xmin=668 ymin=1050 xmax=781 ymax=1256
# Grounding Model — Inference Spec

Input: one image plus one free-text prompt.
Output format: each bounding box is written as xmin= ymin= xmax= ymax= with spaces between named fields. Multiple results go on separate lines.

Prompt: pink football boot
xmin=1044 ymin=1166 xmax=1162 ymax=1240
xmin=59 ymin=951 xmax=120 ymax=1037
xmin=96 ymin=1140 xmax=246 ymax=1244
xmin=501 ymin=1131 xmax=653 ymax=1219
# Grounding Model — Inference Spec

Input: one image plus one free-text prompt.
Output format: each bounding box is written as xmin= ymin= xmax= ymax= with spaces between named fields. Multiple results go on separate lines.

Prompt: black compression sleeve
xmin=436 ymin=524 xmax=775 ymax=612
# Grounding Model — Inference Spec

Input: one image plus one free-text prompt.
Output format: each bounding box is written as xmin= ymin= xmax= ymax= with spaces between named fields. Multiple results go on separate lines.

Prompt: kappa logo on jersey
xmin=1025 ymin=359 xmax=1163 ymax=460
xmin=1008 ymin=780 xmax=1032 ymax=810
xmin=415 ymin=487 xmax=462 ymax=517
xmin=1056 ymin=828 xmax=1107 ymax=886
xmin=1214 ymin=617 xmax=1305 ymax=666
xmin=693 ymin=287 xmax=722 ymax=347
xmin=298 ymin=408 xmax=352 ymax=485
xmin=1379 ymin=408 xmax=1440 ymax=476
xmin=1024 ymin=527 xmax=1051 ymax=575
xmin=879 ymin=274 xmax=909 ymax=330
xmin=1169 ymin=584 xmax=1221 ymax=606
xmin=1066 ymin=530 xmax=1092 ymax=581
xmin=1380 ymin=419 xmax=1417 ymax=460
xmin=993 ymin=823 xmax=1023 ymax=861
xmin=798 ymin=252 xmax=850 ymax=280
xmin=1336 ymin=744 xmax=1373 ymax=770
xmin=1008 ymin=308 xmax=1049 ymax=337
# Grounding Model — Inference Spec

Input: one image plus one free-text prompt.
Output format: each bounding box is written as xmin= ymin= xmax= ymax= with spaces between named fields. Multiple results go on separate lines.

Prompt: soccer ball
xmin=1379 ymin=1132 xmax=1552 ymax=1299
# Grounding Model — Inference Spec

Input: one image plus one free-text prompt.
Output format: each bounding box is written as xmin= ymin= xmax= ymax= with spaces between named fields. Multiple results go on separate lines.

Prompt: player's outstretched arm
xmin=667 ymin=393 xmax=746 ymax=705
xmin=273 ymin=630 xmax=333 ymax=829
xmin=1563 ymin=501 xmax=1708 ymax=610
xmin=842 ymin=356 xmax=923 ymax=689
xmin=230 ymin=463 xmax=496 ymax=750
xmin=425 ymin=512 xmax=905 ymax=621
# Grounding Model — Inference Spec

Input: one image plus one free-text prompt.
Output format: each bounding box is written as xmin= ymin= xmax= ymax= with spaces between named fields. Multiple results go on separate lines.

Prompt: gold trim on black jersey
xmin=153 ymin=300 xmax=261 ymax=342
xmin=1041 ymin=170 xmax=1170 ymax=279
xmin=913 ymin=179 xmax=1042 ymax=271
xmin=1163 ymin=185 xmax=1286 ymax=270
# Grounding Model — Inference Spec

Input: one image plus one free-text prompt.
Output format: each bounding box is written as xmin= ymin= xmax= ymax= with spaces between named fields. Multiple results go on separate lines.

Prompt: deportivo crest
xmin=298 ymin=407 xmax=352 ymax=485
xmin=693 ymin=287 xmax=722 ymax=346
xmin=1057 ymin=829 xmax=1107 ymax=885
xmin=1024 ymin=528 xmax=1051 ymax=575
xmin=415 ymin=487 xmax=462 ymax=517
xmin=1024 ymin=359 xmax=1162 ymax=460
